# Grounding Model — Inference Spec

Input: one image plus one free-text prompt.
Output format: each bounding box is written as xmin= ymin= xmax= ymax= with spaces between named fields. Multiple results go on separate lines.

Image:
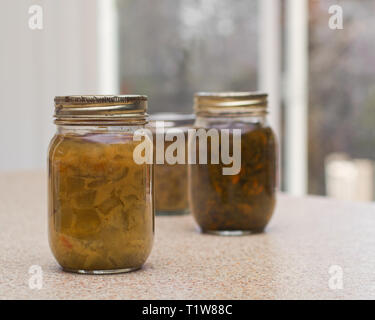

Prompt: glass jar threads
xmin=48 ymin=95 xmax=154 ymax=274
xmin=188 ymin=92 xmax=277 ymax=235
xmin=149 ymin=113 xmax=195 ymax=215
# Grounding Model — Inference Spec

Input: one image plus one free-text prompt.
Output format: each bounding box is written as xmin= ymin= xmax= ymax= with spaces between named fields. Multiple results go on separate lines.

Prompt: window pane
xmin=117 ymin=0 xmax=259 ymax=113
xmin=309 ymin=0 xmax=375 ymax=200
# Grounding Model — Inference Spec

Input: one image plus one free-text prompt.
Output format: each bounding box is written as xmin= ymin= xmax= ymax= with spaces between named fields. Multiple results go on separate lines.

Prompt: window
xmin=117 ymin=0 xmax=259 ymax=113
xmin=308 ymin=0 xmax=375 ymax=200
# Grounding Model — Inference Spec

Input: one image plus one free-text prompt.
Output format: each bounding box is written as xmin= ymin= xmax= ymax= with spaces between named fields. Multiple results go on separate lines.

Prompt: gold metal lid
xmin=194 ymin=92 xmax=268 ymax=116
xmin=54 ymin=95 xmax=148 ymax=124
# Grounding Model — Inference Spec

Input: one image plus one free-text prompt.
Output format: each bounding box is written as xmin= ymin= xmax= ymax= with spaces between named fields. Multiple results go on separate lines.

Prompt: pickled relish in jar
xmin=48 ymin=95 xmax=154 ymax=273
xmin=189 ymin=92 xmax=277 ymax=235
xmin=149 ymin=113 xmax=194 ymax=215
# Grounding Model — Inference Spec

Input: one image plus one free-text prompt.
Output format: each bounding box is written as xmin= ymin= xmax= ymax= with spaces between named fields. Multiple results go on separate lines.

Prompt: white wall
xmin=0 ymin=0 xmax=117 ymax=171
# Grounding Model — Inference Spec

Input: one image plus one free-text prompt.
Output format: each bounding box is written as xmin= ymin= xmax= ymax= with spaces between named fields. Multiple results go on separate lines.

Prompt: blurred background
xmin=1 ymin=0 xmax=375 ymax=201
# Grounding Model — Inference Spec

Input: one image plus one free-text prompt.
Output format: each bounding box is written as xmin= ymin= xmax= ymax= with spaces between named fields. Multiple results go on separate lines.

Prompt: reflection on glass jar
xmin=149 ymin=113 xmax=195 ymax=216
xmin=189 ymin=92 xmax=277 ymax=235
xmin=48 ymin=95 xmax=154 ymax=274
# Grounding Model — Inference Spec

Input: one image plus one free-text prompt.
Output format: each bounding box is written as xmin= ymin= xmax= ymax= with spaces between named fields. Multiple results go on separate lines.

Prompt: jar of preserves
xmin=149 ymin=113 xmax=195 ymax=215
xmin=189 ymin=92 xmax=277 ymax=235
xmin=48 ymin=95 xmax=154 ymax=274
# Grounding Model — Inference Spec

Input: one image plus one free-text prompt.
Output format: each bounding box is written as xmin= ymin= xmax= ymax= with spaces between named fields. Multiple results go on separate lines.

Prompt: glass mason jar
xmin=48 ymin=95 xmax=154 ymax=274
xmin=149 ymin=113 xmax=195 ymax=215
xmin=188 ymin=92 xmax=277 ymax=235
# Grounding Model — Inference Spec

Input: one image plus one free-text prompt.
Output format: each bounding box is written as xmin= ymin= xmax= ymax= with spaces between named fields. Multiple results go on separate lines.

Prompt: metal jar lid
xmin=54 ymin=95 xmax=148 ymax=124
xmin=194 ymin=92 xmax=268 ymax=116
xmin=148 ymin=113 xmax=195 ymax=128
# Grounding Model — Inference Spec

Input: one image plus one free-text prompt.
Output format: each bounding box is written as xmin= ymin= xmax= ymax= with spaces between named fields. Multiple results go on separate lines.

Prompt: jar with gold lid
xmin=188 ymin=92 xmax=277 ymax=235
xmin=48 ymin=95 xmax=154 ymax=274
xmin=149 ymin=113 xmax=195 ymax=215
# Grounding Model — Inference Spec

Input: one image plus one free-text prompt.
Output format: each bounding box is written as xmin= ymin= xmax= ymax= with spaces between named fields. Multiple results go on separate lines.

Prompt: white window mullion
xmin=258 ymin=0 xmax=281 ymax=139
xmin=258 ymin=0 xmax=282 ymax=187
xmin=97 ymin=0 xmax=119 ymax=94
xmin=285 ymin=0 xmax=309 ymax=195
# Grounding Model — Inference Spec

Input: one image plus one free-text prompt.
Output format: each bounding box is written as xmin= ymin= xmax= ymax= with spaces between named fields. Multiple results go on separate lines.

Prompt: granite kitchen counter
xmin=1 ymin=171 xmax=374 ymax=299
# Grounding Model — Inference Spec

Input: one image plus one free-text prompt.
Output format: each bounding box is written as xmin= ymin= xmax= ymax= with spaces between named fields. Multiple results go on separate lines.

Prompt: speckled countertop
xmin=1 ymin=171 xmax=375 ymax=299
